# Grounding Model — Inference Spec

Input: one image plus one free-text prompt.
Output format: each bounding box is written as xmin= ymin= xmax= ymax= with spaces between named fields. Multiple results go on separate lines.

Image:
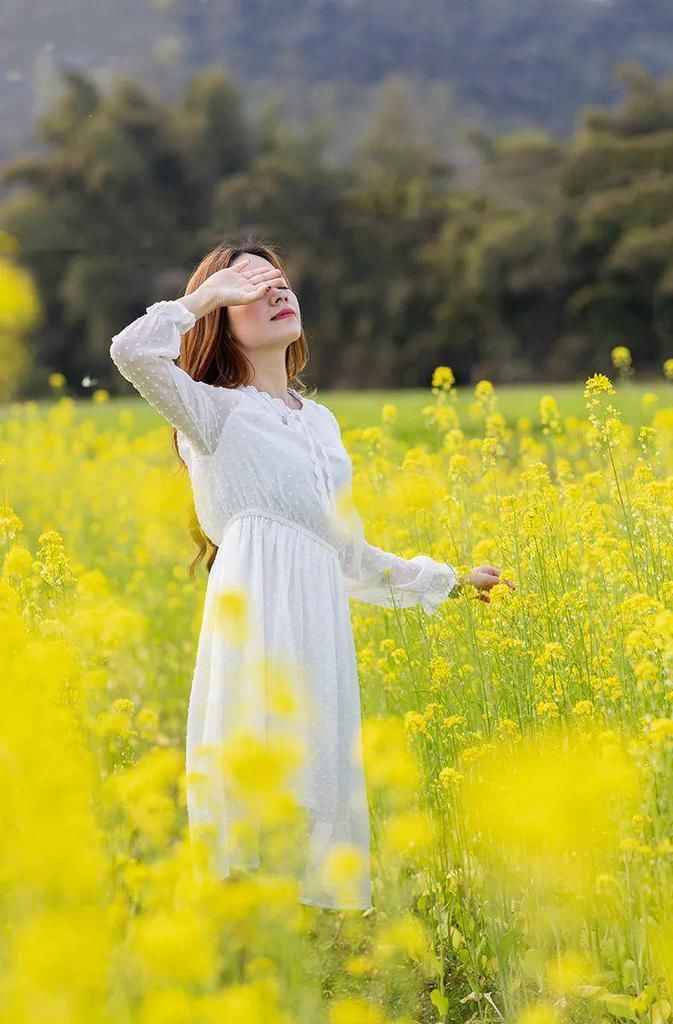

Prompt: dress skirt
xmin=185 ymin=509 xmax=373 ymax=910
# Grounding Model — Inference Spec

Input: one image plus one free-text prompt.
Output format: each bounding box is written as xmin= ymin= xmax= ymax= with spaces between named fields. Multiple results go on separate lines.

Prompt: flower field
xmin=2 ymin=356 xmax=673 ymax=1023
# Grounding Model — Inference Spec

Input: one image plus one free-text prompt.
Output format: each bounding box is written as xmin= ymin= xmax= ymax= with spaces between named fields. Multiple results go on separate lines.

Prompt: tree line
xmin=1 ymin=61 xmax=673 ymax=397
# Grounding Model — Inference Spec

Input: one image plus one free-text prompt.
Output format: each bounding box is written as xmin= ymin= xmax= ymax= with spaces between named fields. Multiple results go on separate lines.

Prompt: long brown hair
xmin=169 ymin=236 xmax=314 ymax=577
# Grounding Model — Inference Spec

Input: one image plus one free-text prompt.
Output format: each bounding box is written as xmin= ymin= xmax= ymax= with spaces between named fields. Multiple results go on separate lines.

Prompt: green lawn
xmin=3 ymin=381 xmax=672 ymax=447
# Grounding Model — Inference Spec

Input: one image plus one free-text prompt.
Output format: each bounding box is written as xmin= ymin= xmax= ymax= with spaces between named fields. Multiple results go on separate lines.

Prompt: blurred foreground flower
xmin=456 ymin=724 xmax=641 ymax=907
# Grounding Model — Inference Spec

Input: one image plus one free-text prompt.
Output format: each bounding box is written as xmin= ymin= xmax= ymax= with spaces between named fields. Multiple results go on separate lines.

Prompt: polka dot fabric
xmin=110 ymin=298 xmax=459 ymax=909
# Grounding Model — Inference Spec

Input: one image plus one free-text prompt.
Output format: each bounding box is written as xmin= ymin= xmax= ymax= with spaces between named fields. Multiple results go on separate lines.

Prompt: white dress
xmin=110 ymin=299 xmax=459 ymax=909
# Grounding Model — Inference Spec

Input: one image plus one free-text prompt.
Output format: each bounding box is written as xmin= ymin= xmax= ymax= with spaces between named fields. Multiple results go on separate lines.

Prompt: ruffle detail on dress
xmin=236 ymin=384 xmax=303 ymax=414
xmin=298 ymin=420 xmax=333 ymax=512
xmin=236 ymin=385 xmax=335 ymax=513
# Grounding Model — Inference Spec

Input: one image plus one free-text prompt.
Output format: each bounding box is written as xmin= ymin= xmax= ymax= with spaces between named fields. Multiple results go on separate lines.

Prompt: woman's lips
xmin=271 ymin=310 xmax=296 ymax=320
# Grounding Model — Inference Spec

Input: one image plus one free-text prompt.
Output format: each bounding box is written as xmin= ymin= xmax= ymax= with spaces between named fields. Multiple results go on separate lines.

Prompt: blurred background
xmin=1 ymin=0 xmax=673 ymax=402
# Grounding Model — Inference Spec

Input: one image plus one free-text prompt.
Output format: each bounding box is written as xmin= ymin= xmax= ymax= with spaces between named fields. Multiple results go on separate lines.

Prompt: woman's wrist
xmin=450 ymin=571 xmax=471 ymax=598
xmin=177 ymin=287 xmax=218 ymax=321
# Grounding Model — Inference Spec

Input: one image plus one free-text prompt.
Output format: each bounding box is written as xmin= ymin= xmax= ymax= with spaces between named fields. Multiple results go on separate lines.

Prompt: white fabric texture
xmin=110 ymin=298 xmax=459 ymax=909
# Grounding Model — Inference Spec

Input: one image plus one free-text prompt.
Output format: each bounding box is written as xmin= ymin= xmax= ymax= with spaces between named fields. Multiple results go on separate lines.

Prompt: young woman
xmin=109 ymin=239 xmax=513 ymax=910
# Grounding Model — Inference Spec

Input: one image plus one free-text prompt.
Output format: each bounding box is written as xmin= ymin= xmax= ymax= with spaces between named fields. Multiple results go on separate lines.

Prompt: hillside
xmin=2 ymin=0 xmax=673 ymax=166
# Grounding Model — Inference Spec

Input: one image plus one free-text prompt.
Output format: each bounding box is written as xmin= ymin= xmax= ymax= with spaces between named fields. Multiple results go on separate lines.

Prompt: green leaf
xmin=430 ymin=988 xmax=449 ymax=1021
xmin=597 ymin=991 xmax=640 ymax=1022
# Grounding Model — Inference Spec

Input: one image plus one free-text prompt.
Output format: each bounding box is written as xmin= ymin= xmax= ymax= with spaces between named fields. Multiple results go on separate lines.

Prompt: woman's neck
xmin=245 ymin=364 xmax=289 ymax=402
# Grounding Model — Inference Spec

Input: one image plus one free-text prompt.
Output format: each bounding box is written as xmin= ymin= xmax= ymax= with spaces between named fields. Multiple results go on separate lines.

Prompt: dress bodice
xmin=176 ymin=375 xmax=355 ymax=553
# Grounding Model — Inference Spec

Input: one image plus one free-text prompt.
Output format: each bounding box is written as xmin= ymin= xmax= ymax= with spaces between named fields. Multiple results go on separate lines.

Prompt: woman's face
xmin=227 ymin=252 xmax=301 ymax=350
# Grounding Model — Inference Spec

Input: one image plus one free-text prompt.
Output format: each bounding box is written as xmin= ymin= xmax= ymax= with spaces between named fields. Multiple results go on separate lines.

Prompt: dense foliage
xmin=2 ymin=62 xmax=673 ymax=400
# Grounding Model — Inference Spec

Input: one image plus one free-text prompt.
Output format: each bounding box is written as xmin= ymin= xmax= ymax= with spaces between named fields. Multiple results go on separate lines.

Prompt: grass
xmin=5 ymin=379 xmax=672 ymax=447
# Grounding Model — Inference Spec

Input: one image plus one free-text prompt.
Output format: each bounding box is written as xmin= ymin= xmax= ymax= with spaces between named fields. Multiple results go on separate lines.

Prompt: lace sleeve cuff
xmin=145 ymin=299 xmax=197 ymax=334
xmin=389 ymin=554 xmax=461 ymax=615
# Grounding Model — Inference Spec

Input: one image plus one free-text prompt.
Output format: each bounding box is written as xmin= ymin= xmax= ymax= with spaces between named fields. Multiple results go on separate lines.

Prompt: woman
xmin=109 ymin=239 xmax=513 ymax=910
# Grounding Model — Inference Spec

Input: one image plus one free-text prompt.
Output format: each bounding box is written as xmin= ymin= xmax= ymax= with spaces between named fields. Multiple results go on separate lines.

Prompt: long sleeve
xmin=110 ymin=299 xmax=240 ymax=456
xmin=318 ymin=406 xmax=461 ymax=616
xmin=339 ymin=502 xmax=460 ymax=615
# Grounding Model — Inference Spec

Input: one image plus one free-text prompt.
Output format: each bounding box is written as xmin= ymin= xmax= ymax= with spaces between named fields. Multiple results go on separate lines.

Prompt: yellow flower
xmin=460 ymin=725 xmax=641 ymax=897
xmin=474 ymin=379 xmax=495 ymax=402
xmin=447 ymin=453 xmax=470 ymax=480
xmin=112 ymin=697 xmax=135 ymax=715
xmin=383 ymin=810 xmax=435 ymax=857
xmin=539 ymin=394 xmax=561 ymax=435
xmin=3 ymin=543 xmax=34 ymax=578
xmin=35 ymin=529 xmax=77 ymax=588
xmin=381 ymin=403 xmax=397 ymax=423
xmin=646 ymin=718 xmax=673 ymax=743
xmin=545 ymin=949 xmax=597 ymax=994
xmin=361 ymin=717 xmax=420 ymax=797
xmin=345 ymin=954 xmax=374 ymax=976
xmin=131 ymin=909 xmax=219 ymax=987
xmin=0 ymin=503 xmax=23 ymax=544
xmin=431 ymin=365 xmax=455 ymax=390
xmin=95 ymin=704 xmax=136 ymax=741
xmin=516 ymin=1002 xmax=561 ymax=1024
xmin=495 ymin=717 xmax=519 ymax=737
xmin=438 ymin=766 xmax=464 ymax=790
xmin=610 ymin=345 xmax=632 ymax=370
xmin=663 ymin=357 xmax=673 ymax=380
xmin=136 ymin=707 xmax=160 ymax=741
xmin=328 ymin=997 xmax=386 ymax=1024
xmin=220 ymin=730 xmax=306 ymax=814
xmin=425 ymin=403 xmax=459 ymax=430
xmin=375 ymin=915 xmax=437 ymax=970
xmin=481 ymin=435 xmax=503 ymax=466
xmin=583 ymin=372 xmax=615 ymax=397
xmin=48 ymin=371 xmax=66 ymax=389
xmin=428 ymin=655 xmax=451 ymax=686
xmin=213 ymin=587 xmax=249 ymax=643
xmin=404 ymin=710 xmax=428 ymax=736
xmin=639 ymin=425 xmax=657 ymax=449
xmin=321 ymin=843 xmax=367 ymax=904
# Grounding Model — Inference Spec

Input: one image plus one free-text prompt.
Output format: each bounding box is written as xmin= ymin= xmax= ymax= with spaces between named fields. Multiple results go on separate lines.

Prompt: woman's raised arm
xmin=110 ymin=298 xmax=239 ymax=456
xmin=110 ymin=262 xmax=292 ymax=455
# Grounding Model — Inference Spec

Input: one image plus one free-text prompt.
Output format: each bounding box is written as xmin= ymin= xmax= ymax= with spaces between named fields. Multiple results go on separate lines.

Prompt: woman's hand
xmin=457 ymin=565 xmax=516 ymax=603
xmin=178 ymin=259 xmax=287 ymax=318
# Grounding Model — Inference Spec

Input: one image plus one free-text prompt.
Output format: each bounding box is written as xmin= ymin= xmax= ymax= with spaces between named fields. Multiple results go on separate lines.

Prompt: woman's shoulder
xmin=308 ymin=398 xmax=342 ymax=441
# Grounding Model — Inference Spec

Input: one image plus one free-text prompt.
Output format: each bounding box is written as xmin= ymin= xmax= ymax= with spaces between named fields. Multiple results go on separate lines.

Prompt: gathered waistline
xmin=223 ymin=508 xmax=340 ymax=558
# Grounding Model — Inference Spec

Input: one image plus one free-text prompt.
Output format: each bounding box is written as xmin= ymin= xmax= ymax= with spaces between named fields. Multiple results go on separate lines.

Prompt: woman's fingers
xmin=239 ymin=272 xmax=284 ymax=299
xmin=243 ymin=267 xmax=284 ymax=284
xmin=479 ymin=566 xmax=517 ymax=587
xmin=473 ymin=565 xmax=517 ymax=594
xmin=252 ymin=269 xmax=283 ymax=281
xmin=245 ymin=283 xmax=269 ymax=299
